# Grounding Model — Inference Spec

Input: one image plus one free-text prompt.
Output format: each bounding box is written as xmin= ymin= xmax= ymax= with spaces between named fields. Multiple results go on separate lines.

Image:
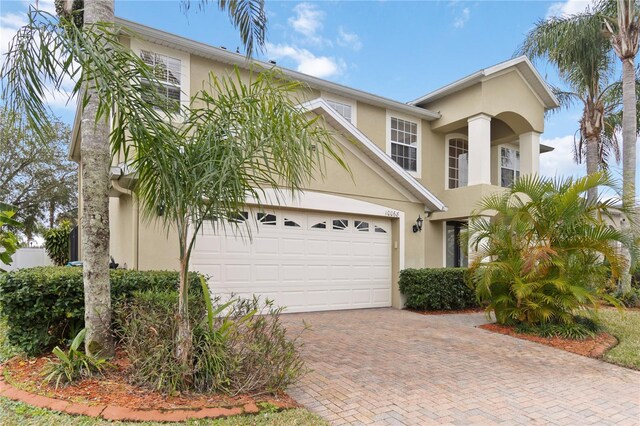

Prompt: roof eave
xmin=115 ymin=18 xmax=441 ymax=121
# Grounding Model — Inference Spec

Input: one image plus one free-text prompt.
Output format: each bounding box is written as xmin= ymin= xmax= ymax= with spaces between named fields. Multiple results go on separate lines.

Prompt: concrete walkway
xmin=283 ymin=308 xmax=640 ymax=425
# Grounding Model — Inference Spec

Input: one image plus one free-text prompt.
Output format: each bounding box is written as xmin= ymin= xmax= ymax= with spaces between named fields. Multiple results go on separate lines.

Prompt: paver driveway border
xmin=283 ymin=308 xmax=640 ymax=425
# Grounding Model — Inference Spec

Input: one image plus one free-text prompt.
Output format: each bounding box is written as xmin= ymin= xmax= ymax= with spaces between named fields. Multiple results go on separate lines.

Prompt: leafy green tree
xmin=467 ymin=173 xmax=637 ymax=327
xmin=2 ymin=0 xmax=266 ymax=357
xmin=519 ymin=11 xmax=618 ymax=202
xmin=0 ymin=108 xmax=75 ymax=240
xmin=133 ymin=68 xmax=345 ymax=368
xmin=0 ymin=203 xmax=21 ymax=273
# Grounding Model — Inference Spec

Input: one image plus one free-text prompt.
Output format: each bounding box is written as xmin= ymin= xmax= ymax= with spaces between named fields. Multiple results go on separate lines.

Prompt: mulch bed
xmin=1 ymin=349 xmax=296 ymax=413
xmin=479 ymin=323 xmax=618 ymax=358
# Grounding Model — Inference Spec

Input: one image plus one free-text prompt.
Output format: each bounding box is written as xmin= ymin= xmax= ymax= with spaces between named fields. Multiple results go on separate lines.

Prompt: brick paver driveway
xmin=283 ymin=308 xmax=640 ymax=425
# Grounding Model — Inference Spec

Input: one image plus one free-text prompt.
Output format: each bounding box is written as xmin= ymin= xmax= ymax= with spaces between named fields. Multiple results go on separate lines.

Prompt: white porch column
xmin=519 ymin=131 xmax=541 ymax=176
xmin=467 ymin=114 xmax=492 ymax=185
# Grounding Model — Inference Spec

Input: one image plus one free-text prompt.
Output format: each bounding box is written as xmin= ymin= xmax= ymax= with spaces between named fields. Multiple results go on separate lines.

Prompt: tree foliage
xmin=467 ymin=173 xmax=637 ymax=326
xmin=0 ymin=203 xmax=21 ymax=273
xmin=44 ymin=220 xmax=73 ymax=266
xmin=0 ymin=108 xmax=76 ymax=239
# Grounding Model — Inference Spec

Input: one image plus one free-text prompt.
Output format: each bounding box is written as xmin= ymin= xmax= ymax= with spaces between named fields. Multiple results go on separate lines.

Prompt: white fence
xmin=1 ymin=248 xmax=52 ymax=271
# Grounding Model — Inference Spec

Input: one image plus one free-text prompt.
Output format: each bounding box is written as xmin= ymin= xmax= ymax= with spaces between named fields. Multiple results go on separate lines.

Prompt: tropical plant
xmin=132 ymin=68 xmax=345 ymax=370
xmin=518 ymin=10 xmax=618 ymax=202
xmin=467 ymin=173 xmax=637 ymax=327
xmin=2 ymin=0 xmax=266 ymax=358
xmin=43 ymin=329 xmax=110 ymax=389
xmin=43 ymin=220 xmax=73 ymax=266
xmin=0 ymin=203 xmax=21 ymax=273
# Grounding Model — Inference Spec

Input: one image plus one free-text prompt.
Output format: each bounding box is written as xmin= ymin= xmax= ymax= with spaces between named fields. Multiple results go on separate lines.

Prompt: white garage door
xmin=191 ymin=208 xmax=392 ymax=312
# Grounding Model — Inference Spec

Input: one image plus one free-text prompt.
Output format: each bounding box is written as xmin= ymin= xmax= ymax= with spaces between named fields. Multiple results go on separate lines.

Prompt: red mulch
xmin=406 ymin=307 xmax=485 ymax=315
xmin=2 ymin=349 xmax=296 ymax=411
xmin=479 ymin=323 xmax=618 ymax=358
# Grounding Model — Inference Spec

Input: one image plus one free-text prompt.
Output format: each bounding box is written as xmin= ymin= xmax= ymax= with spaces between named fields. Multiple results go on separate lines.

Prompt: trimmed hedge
xmin=0 ymin=267 xmax=201 ymax=355
xmin=399 ymin=268 xmax=477 ymax=311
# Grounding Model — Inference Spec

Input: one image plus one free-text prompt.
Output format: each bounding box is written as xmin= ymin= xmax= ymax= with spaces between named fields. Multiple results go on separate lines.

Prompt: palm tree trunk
xmin=175 ymin=223 xmax=192 ymax=376
xmin=81 ymin=0 xmax=115 ymax=358
xmin=585 ymin=134 xmax=599 ymax=203
xmin=619 ymin=57 xmax=637 ymax=293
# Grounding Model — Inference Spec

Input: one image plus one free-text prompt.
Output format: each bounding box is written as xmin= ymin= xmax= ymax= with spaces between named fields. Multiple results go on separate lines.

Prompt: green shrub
xmin=43 ymin=221 xmax=72 ymax=266
xmin=468 ymin=173 xmax=634 ymax=327
xmin=399 ymin=268 xmax=477 ymax=311
xmin=0 ymin=267 xmax=201 ymax=356
xmin=115 ymin=290 xmax=306 ymax=396
xmin=515 ymin=316 xmax=600 ymax=340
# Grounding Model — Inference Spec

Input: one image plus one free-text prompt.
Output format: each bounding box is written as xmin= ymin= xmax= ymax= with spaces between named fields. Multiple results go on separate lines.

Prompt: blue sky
xmin=1 ymin=0 xmax=637 ymax=192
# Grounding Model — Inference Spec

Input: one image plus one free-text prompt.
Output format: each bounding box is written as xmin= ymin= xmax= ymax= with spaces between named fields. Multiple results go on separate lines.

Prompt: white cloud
xmin=453 ymin=7 xmax=470 ymax=29
xmin=0 ymin=12 xmax=27 ymax=56
xmin=266 ymin=43 xmax=345 ymax=79
xmin=288 ymin=3 xmax=331 ymax=47
xmin=546 ymin=0 xmax=595 ymax=18
xmin=337 ymin=26 xmax=362 ymax=51
xmin=539 ymin=135 xmax=586 ymax=179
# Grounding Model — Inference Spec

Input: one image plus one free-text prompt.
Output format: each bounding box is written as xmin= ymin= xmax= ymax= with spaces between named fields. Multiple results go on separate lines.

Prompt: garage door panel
xmin=192 ymin=208 xmax=392 ymax=312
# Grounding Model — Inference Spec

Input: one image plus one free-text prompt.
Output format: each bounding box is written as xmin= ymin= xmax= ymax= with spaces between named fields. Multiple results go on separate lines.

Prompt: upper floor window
xmin=390 ymin=117 xmax=418 ymax=172
xmin=326 ymin=99 xmax=352 ymax=123
xmin=448 ymin=138 xmax=468 ymax=189
xmin=140 ymin=50 xmax=182 ymax=113
xmin=501 ymin=147 xmax=520 ymax=187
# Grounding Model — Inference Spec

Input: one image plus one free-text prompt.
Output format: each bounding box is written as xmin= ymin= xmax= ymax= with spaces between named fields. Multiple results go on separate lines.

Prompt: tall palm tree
xmin=602 ymin=0 xmax=640 ymax=293
xmin=603 ymin=0 xmax=640 ymax=212
xmin=2 ymin=0 xmax=266 ymax=357
xmin=519 ymin=11 xmax=618 ymax=202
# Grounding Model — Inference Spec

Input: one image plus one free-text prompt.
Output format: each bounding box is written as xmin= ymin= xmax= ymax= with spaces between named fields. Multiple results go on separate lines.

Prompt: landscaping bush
xmin=0 ymin=267 xmax=201 ymax=355
xmin=43 ymin=221 xmax=72 ymax=266
xmin=115 ymin=290 xmax=306 ymax=396
xmin=399 ymin=268 xmax=477 ymax=311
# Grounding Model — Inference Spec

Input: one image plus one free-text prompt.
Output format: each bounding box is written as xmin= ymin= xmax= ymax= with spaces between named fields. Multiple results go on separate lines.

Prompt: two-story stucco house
xmin=69 ymin=18 xmax=559 ymax=313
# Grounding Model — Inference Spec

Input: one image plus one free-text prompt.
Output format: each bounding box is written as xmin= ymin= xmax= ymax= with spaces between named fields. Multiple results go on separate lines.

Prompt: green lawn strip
xmin=598 ymin=308 xmax=640 ymax=370
xmin=0 ymin=397 xmax=328 ymax=426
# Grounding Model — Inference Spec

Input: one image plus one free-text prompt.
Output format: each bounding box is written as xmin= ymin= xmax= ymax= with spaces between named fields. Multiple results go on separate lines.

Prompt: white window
xmin=501 ymin=147 xmax=520 ymax=187
xmin=390 ymin=117 xmax=418 ymax=172
xmin=448 ymin=137 xmax=468 ymax=189
xmin=326 ymin=100 xmax=352 ymax=123
xmin=140 ymin=50 xmax=182 ymax=112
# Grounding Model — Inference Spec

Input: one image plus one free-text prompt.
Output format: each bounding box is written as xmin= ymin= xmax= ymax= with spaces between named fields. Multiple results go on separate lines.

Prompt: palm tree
xmin=133 ymin=68 xmax=345 ymax=367
xmin=602 ymin=0 xmax=640 ymax=294
xmin=467 ymin=173 xmax=636 ymax=326
xmin=2 ymin=0 xmax=266 ymax=357
xmin=519 ymin=12 xmax=618 ymax=202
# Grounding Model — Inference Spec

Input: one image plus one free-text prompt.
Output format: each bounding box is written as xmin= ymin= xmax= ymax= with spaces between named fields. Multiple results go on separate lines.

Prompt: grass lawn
xmin=0 ymin=398 xmax=328 ymax=425
xmin=598 ymin=308 xmax=640 ymax=370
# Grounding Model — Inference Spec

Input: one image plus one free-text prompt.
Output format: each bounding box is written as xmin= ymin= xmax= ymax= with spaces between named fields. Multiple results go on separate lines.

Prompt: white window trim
xmin=499 ymin=144 xmax=520 ymax=188
xmin=445 ymin=133 xmax=468 ymax=191
xmin=386 ymin=110 xmax=421 ymax=179
xmin=321 ymin=91 xmax=357 ymax=126
xmin=130 ymin=38 xmax=190 ymax=122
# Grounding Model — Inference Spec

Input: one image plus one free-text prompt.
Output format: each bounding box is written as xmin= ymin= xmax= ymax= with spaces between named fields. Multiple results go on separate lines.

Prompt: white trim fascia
xmin=115 ymin=18 xmax=441 ymax=121
xmin=385 ymin=110 xmax=422 ymax=179
xmin=301 ymin=98 xmax=447 ymax=212
xmin=409 ymin=56 xmax=559 ymax=110
xmin=68 ymin=96 xmax=83 ymax=162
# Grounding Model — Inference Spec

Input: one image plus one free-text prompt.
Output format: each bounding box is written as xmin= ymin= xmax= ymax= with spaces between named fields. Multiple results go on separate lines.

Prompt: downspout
xmin=110 ymin=167 xmax=138 ymax=270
